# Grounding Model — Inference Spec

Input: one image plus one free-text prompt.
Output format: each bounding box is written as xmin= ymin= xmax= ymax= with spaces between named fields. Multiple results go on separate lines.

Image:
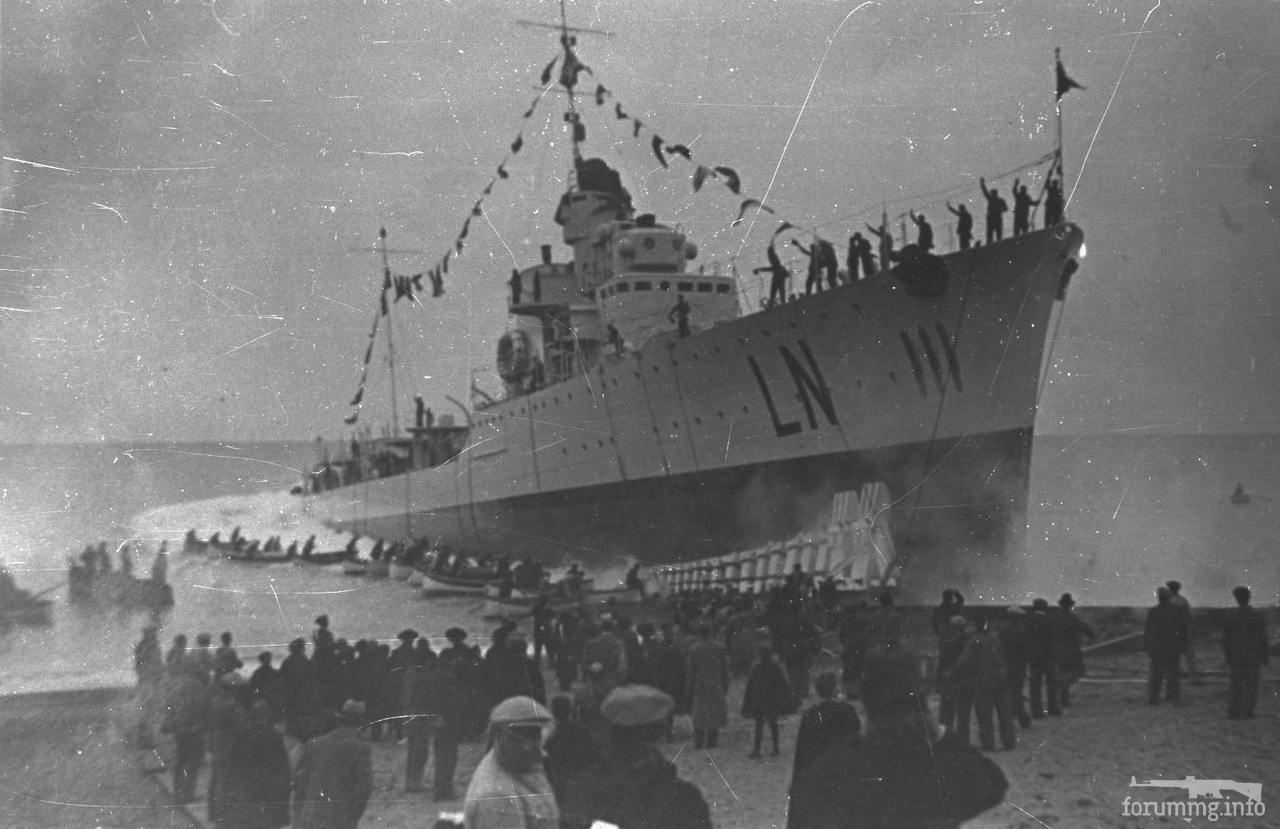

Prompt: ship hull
xmin=309 ymin=225 xmax=1082 ymax=596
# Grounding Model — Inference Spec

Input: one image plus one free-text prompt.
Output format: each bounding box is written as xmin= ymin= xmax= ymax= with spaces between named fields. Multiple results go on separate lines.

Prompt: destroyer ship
xmin=305 ymin=22 xmax=1085 ymax=596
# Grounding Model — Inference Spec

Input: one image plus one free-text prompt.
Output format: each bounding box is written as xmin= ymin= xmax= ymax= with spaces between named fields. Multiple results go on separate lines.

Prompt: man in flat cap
xmin=574 ymin=684 xmax=711 ymax=829
xmin=293 ymin=699 xmax=373 ymax=829
xmin=463 ymin=696 xmax=559 ymax=829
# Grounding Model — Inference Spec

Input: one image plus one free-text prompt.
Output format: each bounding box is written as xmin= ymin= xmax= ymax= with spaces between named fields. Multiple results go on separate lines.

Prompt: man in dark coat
xmin=1144 ymin=586 xmax=1188 ymax=704
xmin=741 ymin=646 xmax=794 ymax=758
xmin=278 ymin=638 xmax=314 ymax=740
xmin=421 ymin=651 xmax=467 ymax=800
xmin=787 ymin=647 xmax=1008 ymax=829
xmin=250 ymin=651 xmax=279 ymax=708
xmin=582 ymin=619 xmax=628 ymax=687
xmin=1050 ymin=593 xmax=1094 ymax=707
xmin=949 ymin=616 xmax=1015 ymax=752
xmin=996 ymin=607 xmax=1032 ymax=728
xmin=292 ymin=700 xmax=373 ymax=829
xmin=401 ymin=649 xmax=434 ymax=793
xmin=1024 ymin=599 xmax=1059 ymax=717
xmin=685 ymin=624 xmax=729 ymax=749
xmin=574 ymin=685 xmax=711 ymax=829
xmin=791 ymin=672 xmax=860 ymax=780
xmin=207 ymin=672 xmax=251 ymax=826
xmin=387 ymin=629 xmax=419 ymax=741
xmin=439 ymin=628 xmax=486 ymax=739
xmin=220 ymin=699 xmax=291 ymax=829
xmin=862 ymin=592 xmax=903 ymax=650
xmin=543 ymin=694 xmax=601 ymax=817
xmin=552 ymin=610 xmax=584 ymax=692
xmin=1223 ymin=585 xmax=1269 ymax=719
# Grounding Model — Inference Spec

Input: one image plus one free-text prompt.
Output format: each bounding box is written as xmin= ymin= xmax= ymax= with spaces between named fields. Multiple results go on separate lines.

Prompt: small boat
xmin=366 ymin=559 xmax=391 ymax=578
xmin=483 ymin=580 xmax=593 ymax=606
xmin=342 ymin=560 xmax=369 ymax=577
xmin=218 ymin=548 xmax=350 ymax=566
xmin=67 ymin=566 xmax=174 ymax=610
xmin=389 ymin=562 xmax=414 ymax=581
xmin=420 ymin=570 xmax=499 ymax=597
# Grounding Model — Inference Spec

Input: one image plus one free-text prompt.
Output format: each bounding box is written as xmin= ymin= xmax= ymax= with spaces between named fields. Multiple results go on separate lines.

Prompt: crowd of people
xmin=130 ymin=571 xmax=1270 ymax=828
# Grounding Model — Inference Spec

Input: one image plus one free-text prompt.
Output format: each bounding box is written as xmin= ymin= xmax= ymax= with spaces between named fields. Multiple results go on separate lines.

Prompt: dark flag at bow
xmin=1056 ymin=51 xmax=1084 ymax=100
xmin=430 ymin=268 xmax=444 ymax=298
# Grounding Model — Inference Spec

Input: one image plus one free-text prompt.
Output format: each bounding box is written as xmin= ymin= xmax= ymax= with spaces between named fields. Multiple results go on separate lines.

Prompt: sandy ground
xmin=0 ymin=689 xmax=195 ymax=829
xmin=4 ymin=629 xmax=1277 ymax=828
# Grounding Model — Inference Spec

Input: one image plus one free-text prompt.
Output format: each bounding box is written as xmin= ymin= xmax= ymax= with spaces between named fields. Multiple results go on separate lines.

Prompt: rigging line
xmin=817 ymin=152 xmax=1058 ymax=231
xmin=733 ymin=1 xmax=877 ymax=259
xmin=1068 ymin=0 xmax=1162 ymax=208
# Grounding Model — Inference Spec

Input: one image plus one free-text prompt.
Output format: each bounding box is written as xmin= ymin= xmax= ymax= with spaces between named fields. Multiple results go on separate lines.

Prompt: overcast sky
xmin=1 ymin=0 xmax=1277 ymax=443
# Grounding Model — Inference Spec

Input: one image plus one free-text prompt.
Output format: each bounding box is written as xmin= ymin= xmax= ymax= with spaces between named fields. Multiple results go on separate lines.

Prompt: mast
xmin=378 ymin=227 xmax=400 ymax=439
xmin=1055 ymin=47 xmax=1065 ymax=185
xmin=558 ymin=0 xmax=582 ymax=169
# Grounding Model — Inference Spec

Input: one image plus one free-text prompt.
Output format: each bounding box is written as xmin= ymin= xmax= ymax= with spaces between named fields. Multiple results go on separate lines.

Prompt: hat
xmin=398 ymin=629 xmax=419 ymax=642
xmin=1166 ymin=580 xmax=1182 ymax=592
xmin=1058 ymin=593 xmax=1076 ymax=608
xmin=600 ymin=684 xmax=674 ymax=727
xmin=445 ymin=627 xmax=467 ymax=642
xmin=338 ymin=699 xmax=367 ymax=724
xmin=1031 ymin=598 xmax=1049 ymax=611
xmin=488 ymin=695 xmax=552 ymax=726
